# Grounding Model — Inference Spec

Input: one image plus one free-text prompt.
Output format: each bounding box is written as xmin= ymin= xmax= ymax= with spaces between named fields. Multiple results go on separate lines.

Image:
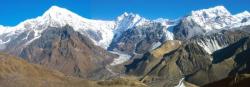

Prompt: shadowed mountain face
xmin=109 ymin=23 xmax=173 ymax=55
xmin=203 ymin=74 xmax=250 ymax=87
xmin=125 ymin=27 xmax=250 ymax=86
xmin=125 ymin=40 xmax=183 ymax=87
xmin=6 ymin=25 xmax=117 ymax=79
xmin=203 ymin=37 xmax=250 ymax=87
xmin=175 ymin=30 xmax=250 ymax=86
xmin=173 ymin=18 xmax=206 ymax=40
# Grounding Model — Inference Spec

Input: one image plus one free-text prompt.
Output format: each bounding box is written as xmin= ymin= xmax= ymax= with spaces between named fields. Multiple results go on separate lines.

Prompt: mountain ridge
xmin=1 ymin=5 xmax=250 ymax=87
xmin=0 ymin=6 xmax=249 ymax=49
xmin=0 ymin=5 xmax=250 ymax=66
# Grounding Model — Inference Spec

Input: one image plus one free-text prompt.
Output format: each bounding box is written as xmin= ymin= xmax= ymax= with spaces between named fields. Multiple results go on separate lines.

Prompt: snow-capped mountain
xmin=172 ymin=6 xmax=250 ymax=57
xmin=187 ymin=6 xmax=250 ymax=31
xmin=0 ymin=6 xmax=173 ymax=51
xmin=1 ymin=5 xmax=250 ymax=87
xmin=112 ymin=12 xmax=150 ymax=42
xmin=42 ymin=6 xmax=116 ymax=49
xmin=0 ymin=6 xmax=116 ymax=49
xmin=188 ymin=6 xmax=236 ymax=30
xmin=106 ymin=13 xmax=177 ymax=55
xmin=230 ymin=11 xmax=250 ymax=28
xmin=234 ymin=11 xmax=250 ymax=20
xmin=0 ymin=5 xmax=174 ymax=66
xmin=174 ymin=6 xmax=250 ymax=40
xmin=0 ymin=5 xmax=250 ymax=66
xmin=115 ymin=12 xmax=149 ymax=31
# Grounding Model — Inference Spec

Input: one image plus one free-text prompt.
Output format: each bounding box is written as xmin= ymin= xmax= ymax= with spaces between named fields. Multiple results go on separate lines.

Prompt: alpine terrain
xmin=0 ymin=5 xmax=250 ymax=87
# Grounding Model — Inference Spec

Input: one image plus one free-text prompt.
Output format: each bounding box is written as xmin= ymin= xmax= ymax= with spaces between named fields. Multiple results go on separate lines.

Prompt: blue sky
xmin=0 ymin=0 xmax=249 ymax=26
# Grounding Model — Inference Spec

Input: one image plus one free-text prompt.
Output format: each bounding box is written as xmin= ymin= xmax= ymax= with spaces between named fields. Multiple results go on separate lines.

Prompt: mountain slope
xmin=0 ymin=53 xmax=99 ymax=87
xmin=125 ymin=26 xmax=250 ymax=86
xmin=109 ymin=22 xmax=175 ymax=55
xmin=125 ymin=40 xmax=182 ymax=87
xmin=13 ymin=25 xmax=116 ymax=79
xmin=0 ymin=53 xmax=149 ymax=87
xmin=203 ymin=74 xmax=250 ymax=87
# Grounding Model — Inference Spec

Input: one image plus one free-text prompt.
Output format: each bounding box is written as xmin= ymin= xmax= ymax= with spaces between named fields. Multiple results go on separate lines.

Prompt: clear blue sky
xmin=0 ymin=0 xmax=249 ymax=26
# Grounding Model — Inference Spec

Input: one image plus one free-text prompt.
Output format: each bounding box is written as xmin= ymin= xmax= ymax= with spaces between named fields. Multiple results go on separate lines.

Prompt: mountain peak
xmin=38 ymin=5 xmax=96 ymax=29
xmin=235 ymin=11 xmax=250 ymax=18
xmin=191 ymin=5 xmax=231 ymax=18
xmin=42 ymin=5 xmax=84 ymax=20
xmin=242 ymin=11 xmax=250 ymax=15
xmin=44 ymin=6 xmax=69 ymax=15
xmin=47 ymin=5 xmax=63 ymax=11
xmin=210 ymin=6 xmax=227 ymax=11
xmin=122 ymin=12 xmax=129 ymax=16
xmin=115 ymin=12 xmax=148 ymax=30
xmin=181 ymin=6 xmax=236 ymax=31
xmin=117 ymin=12 xmax=142 ymax=21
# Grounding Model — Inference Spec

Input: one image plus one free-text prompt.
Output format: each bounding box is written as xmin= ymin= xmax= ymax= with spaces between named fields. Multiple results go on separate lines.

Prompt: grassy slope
xmin=0 ymin=53 xmax=147 ymax=87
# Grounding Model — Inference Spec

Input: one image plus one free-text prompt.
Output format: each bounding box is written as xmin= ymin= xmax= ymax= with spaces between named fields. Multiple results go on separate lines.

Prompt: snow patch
xmin=150 ymin=42 xmax=162 ymax=51
xmin=109 ymin=51 xmax=131 ymax=66
xmin=197 ymin=39 xmax=222 ymax=54
xmin=175 ymin=78 xmax=185 ymax=87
